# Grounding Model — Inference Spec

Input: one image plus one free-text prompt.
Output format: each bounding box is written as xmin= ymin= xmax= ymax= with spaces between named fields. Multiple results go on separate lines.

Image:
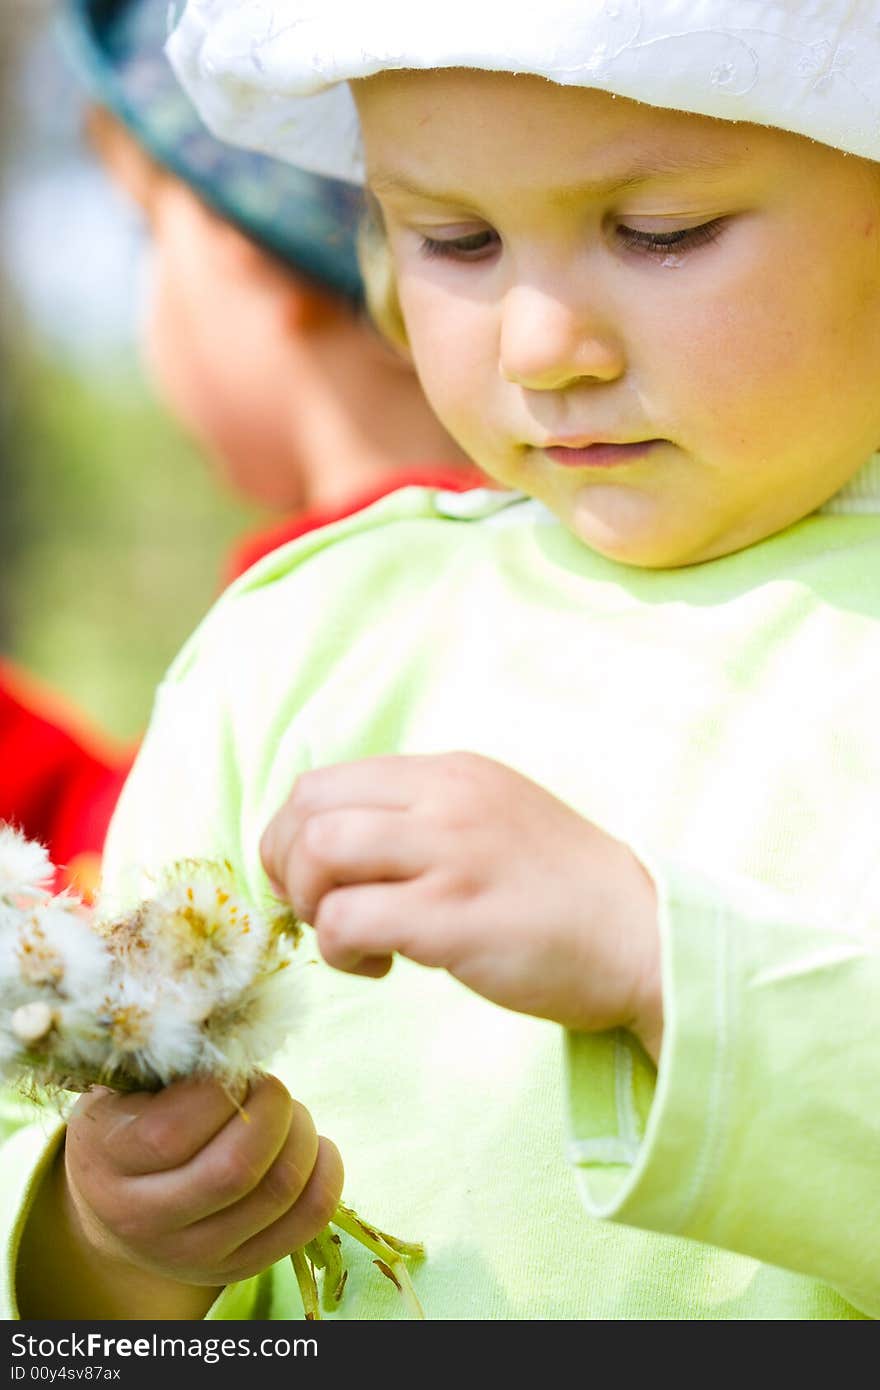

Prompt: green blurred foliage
xmin=3 ymin=350 xmax=268 ymax=740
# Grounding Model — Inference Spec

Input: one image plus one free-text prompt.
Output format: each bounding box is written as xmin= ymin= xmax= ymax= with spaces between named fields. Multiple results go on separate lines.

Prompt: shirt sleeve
xmin=0 ymin=1094 xmax=67 ymax=1319
xmin=0 ymin=1093 xmax=267 ymax=1321
xmin=565 ymin=863 xmax=880 ymax=1318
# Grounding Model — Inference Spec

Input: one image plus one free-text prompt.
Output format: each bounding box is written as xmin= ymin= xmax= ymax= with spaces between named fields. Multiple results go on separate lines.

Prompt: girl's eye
xmin=615 ymin=218 xmax=726 ymax=257
xmin=418 ymin=229 xmax=500 ymax=261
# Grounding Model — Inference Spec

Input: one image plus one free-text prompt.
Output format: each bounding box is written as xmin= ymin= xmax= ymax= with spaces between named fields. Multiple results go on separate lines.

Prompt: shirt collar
xmin=820 ymin=453 xmax=880 ymax=515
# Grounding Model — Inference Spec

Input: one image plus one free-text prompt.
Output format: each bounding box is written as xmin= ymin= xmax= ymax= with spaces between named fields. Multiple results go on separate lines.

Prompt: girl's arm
xmin=566 ymin=863 xmax=880 ymax=1319
xmin=16 ymin=1144 xmax=219 ymax=1320
xmin=260 ymin=754 xmax=879 ymax=1317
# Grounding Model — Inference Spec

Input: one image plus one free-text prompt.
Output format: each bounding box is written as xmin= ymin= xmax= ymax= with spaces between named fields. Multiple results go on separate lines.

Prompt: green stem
xmin=312 ymin=1228 xmax=347 ymax=1311
xmin=371 ymin=1253 xmax=426 ymax=1321
xmin=332 ymin=1203 xmax=424 ymax=1261
xmin=304 ymin=1238 xmax=325 ymax=1271
xmin=330 ymin=1204 xmax=425 ymax=1319
xmin=290 ymin=1248 xmax=320 ymax=1320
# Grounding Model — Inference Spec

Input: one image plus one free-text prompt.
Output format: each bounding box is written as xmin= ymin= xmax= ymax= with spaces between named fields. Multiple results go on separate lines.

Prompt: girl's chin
xmin=565 ymin=488 xmax=680 ymax=566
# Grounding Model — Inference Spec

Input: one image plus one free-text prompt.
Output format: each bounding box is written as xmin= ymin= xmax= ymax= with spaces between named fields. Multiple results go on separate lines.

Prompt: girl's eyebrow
xmin=370 ymin=150 xmax=748 ymax=205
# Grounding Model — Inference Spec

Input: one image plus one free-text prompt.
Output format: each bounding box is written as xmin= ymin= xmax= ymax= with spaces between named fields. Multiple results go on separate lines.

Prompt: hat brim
xmin=166 ymin=0 xmax=880 ymax=185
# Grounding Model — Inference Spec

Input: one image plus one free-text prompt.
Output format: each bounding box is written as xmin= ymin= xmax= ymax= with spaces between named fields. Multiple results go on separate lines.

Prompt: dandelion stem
xmin=373 ymin=1255 xmax=426 ymax=1320
xmin=290 ymin=1248 xmax=320 ymax=1320
xmin=330 ymin=1203 xmax=425 ymax=1319
xmin=312 ymin=1228 xmax=346 ymax=1311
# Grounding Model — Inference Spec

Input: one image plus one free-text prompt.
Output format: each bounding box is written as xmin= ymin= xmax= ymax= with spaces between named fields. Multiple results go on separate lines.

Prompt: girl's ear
xmin=356 ymin=195 xmax=411 ymax=358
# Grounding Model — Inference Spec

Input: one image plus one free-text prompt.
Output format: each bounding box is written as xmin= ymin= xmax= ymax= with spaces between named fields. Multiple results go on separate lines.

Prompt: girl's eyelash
xmin=418 ymin=230 xmax=499 ymax=261
xmin=615 ymin=218 xmax=726 ymax=256
xmin=417 ymin=218 xmax=726 ymax=263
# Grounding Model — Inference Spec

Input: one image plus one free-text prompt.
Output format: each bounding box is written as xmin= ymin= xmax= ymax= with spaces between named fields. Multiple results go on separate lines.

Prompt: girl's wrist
xmin=18 ymin=1146 xmax=221 ymax=1320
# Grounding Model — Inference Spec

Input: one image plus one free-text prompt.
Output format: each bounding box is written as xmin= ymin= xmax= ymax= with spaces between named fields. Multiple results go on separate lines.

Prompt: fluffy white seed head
xmin=201 ymin=943 xmax=302 ymax=1081
xmin=96 ymin=975 xmax=203 ymax=1086
xmin=11 ymin=1001 xmax=55 ymax=1045
xmin=0 ymin=828 xmax=304 ymax=1091
xmin=22 ymin=899 xmax=109 ymax=997
xmin=137 ymin=874 xmax=270 ymax=1006
xmin=0 ymin=826 xmax=53 ymax=902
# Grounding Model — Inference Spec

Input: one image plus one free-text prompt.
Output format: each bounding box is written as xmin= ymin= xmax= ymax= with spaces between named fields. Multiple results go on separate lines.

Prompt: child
xmin=1 ymin=0 xmax=476 ymax=895
xmin=9 ymin=0 xmax=880 ymax=1320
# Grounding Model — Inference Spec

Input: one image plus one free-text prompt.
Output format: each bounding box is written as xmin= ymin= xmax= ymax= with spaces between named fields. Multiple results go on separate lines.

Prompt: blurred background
xmin=1 ymin=0 xmax=267 ymax=741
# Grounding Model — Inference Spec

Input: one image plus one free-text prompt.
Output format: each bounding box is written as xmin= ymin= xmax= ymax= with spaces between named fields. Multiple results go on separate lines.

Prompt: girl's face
xmin=355 ymin=70 xmax=880 ymax=567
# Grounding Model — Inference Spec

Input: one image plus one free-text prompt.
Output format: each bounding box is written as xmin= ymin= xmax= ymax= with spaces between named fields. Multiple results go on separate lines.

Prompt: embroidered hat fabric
xmin=166 ymin=0 xmax=880 ymax=186
xmin=62 ymin=0 xmax=363 ymax=297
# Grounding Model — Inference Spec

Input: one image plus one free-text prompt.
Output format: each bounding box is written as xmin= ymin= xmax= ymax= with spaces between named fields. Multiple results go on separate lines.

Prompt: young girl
xmin=9 ymin=0 xmax=880 ymax=1319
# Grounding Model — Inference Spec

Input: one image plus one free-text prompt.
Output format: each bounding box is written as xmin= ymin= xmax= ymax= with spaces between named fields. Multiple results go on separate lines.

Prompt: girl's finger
xmin=314 ymin=881 xmax=449 ymax=973
xmin=141 ymin=1077 xmax=303 ymax=1228
xmin=73 ymin=1080 xmax=313 ymax=1244
xmin=174 ymin=1108 xmax=324 ymax=1261
xmin=77 ymin=1075 xmax=248 ymax=1178
xmin=264 ymin=751 xmax=477 ymax=846
xmin=280 ymin=807 xmax=430 ymax=922
xmin=284 ymin=755 xmax=440 ymax=817
xmin=217 ymin=1137 xmax=344 ymax=1283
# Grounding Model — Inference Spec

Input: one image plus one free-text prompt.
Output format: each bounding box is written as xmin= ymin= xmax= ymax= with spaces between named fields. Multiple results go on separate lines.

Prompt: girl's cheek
xmin=406 ymin=303 xmax=488 ymax=400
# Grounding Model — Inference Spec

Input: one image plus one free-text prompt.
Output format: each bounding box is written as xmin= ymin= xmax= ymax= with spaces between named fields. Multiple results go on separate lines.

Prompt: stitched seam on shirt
xmin=567 ymin=1136 xmax=641 ymax=1166
xmin=673 ymin=905 xmax=732 ymax=1232
xmin=691 ymin=914 xmax=738 ymax=1236
xmin=614 ymin=1032 xmax=641 ymax=1150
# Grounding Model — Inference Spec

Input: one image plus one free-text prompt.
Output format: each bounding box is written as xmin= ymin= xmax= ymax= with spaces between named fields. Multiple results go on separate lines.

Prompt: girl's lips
xmin=544 ymin=440 xmax=665 ymax=468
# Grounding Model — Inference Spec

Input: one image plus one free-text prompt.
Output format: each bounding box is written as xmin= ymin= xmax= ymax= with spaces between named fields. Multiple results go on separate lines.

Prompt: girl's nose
xmin=499 ymin=283 xmax=625 ymax=391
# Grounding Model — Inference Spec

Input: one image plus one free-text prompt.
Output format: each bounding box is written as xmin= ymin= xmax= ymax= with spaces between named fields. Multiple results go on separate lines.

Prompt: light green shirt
xmin=6 ymin=478 xmax=880 ymax=1319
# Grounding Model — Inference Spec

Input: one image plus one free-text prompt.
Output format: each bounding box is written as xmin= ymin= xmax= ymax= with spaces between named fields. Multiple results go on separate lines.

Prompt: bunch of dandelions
xmin=0 ymin=823 xmax=424 ymax=1319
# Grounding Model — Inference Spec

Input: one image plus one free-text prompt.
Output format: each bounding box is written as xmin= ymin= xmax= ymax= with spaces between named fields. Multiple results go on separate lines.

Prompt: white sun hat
xmin=167 ymin=0 xmax=880 ymax=186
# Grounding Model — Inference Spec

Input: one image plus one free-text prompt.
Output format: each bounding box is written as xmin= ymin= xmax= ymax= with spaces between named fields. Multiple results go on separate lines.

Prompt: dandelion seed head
xmin=0 ymin=826 xmax=53 ymax=901
xmin=2 ymin=836 xmax=305 ymax=1093
xmin=268 ymin=906 xmax=303 ymax=946
xmin=17 ymin=900 xmax=110 ymax=1000
xmin=16 ymin=911 xmax=65 ymax=988
xmin=11 ymin=1000 xmax=55 ymax=1045
xmin=115 ymin=1001 xmax=151 ymax=1044
xmin=0 ymin=901 xmax=19 ymax=934
xmin=99 ymin=976 xmax=201 ymax=1085
xmin=141 ymin=876 xmax=269 ymax=1003
xmin=98 ymin=906 xmax=151 ymax=964
xmin=202 ymin=944 xmax=302 ymax=1080
xmin=52 ymin=1001 xmax=113 ymax=1075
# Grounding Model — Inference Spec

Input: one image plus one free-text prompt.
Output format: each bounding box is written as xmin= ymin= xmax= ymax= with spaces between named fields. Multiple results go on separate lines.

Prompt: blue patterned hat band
xmin=60 ymin=0 xmax=364 ymax=301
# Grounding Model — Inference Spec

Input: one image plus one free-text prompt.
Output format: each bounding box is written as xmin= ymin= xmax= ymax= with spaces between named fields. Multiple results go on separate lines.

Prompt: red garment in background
xmin=0 ymin=661 xmax=134 ymax=897
xmin=1 ymin=467 xmax=486 ymax=894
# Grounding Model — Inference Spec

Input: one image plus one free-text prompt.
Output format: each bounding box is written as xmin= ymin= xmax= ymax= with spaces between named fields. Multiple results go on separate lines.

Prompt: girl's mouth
xmin=543 ymin=440 xmax=666 ymax=468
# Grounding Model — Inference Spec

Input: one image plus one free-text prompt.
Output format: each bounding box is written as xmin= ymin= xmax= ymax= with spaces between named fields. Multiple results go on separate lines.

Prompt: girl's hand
xmin=260 ymin=753 xmax=662 ymax=1060
xmin=54 ymin=1075 xmax=342 ymax=1313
